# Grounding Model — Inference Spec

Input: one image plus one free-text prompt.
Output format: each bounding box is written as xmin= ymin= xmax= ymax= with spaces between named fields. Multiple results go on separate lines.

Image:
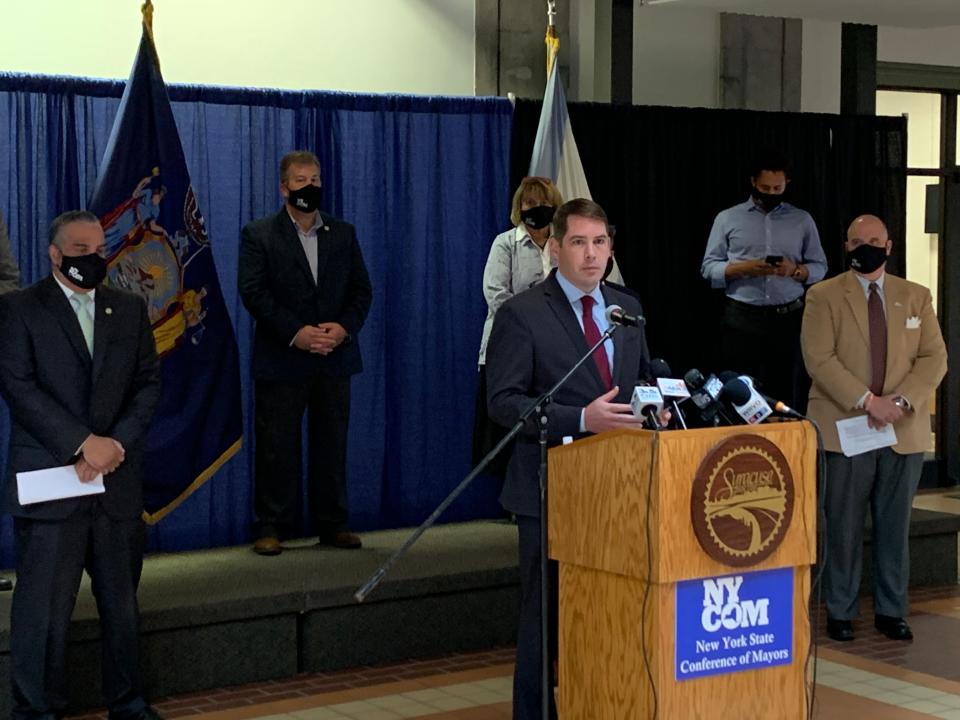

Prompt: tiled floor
xmin=63 ymin=583 xmax=960 ymax=720
xmin=65 ymin=651 xmax=516 ymax=720
xmin=64 ymin=489 xmax=960 ymax=719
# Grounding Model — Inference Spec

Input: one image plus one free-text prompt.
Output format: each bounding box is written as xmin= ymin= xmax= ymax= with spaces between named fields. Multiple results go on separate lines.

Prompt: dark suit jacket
xmin=0 ymin=276 xmax=161 ymax=520
xmin=238 ymin=208 xmax=372 ymax=382
xmin=485 ymin=272 xmax=651 ymax=517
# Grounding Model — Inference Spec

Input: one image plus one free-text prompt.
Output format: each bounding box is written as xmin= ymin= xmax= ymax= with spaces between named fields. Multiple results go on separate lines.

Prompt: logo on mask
xmin=691 ymin=435 xmax=794 ymax=567
xmin=520 ymin=205 xmax=555 ymax=230
xmin=287 ymin=184 xmax=322 ymax=214
xmin=847 ymin=243 xmax=888 ymax=274
xmin=60 ymin=253 xmax=107 ymax=290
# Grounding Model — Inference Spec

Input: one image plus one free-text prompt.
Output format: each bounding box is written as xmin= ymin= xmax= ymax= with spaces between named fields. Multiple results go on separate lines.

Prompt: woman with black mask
xmin=473 ymin=176 xmax=562 ymax=474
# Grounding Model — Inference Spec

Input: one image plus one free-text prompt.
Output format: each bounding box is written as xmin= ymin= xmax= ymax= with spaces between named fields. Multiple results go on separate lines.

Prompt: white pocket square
xmin=906 ymin=316 xmax=921 ymax=329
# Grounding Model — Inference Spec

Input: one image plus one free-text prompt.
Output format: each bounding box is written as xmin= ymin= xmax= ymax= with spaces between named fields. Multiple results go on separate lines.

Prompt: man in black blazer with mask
xmin=486 ymin=198 xmax=655 ymax=720
xmin=0 ymin=210 xmax=161 ymax=720
xmin=239 ymin=151 xmax=372 ymax=555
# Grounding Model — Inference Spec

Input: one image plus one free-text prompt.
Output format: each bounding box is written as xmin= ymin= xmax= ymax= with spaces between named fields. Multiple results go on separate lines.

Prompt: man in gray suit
xmin=486 ymin=198 xmax=655 ymax=720
xmin=0 ymin=211 xmax=162 ymax=719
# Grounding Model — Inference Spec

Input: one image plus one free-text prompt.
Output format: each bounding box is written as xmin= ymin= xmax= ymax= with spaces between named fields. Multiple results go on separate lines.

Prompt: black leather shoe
xmin=826 ymin=618 xmax=854 ymax=641
xmin=875 ymin=614 xmax=913 ymax=640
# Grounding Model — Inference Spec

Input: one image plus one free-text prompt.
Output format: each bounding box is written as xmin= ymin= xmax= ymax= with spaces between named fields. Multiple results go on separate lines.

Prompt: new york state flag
xmin=89 ymin=12 xmax=242 ymax=522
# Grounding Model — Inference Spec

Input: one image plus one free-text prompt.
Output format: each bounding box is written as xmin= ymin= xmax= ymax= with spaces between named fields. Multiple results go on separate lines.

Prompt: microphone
xmin=631 ymin=385 xmax=664 ymax=430
xmin=684 ymin=369 xmax=723 ymax=408
xmin=762 ymin=394 xmax=804 ymax=419
xmin=605 ymin=304 xmax=645 ymax=328
xmin=683 ymin=369 xmax=734 ymax=426
xmin=718 ymin=371 xmax=804 ymax=419
xmin=649 ymin=358 xmax=688 ymax=430
xmin=719 ymin=376 xmax=773 ymax=424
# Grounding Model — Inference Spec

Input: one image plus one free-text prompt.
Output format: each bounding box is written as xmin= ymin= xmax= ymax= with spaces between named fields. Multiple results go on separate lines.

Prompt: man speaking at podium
xmin=485 ymin=198 xmax=653 ymax=719
xmin=801 ymin=214 xmax=947 ymax=643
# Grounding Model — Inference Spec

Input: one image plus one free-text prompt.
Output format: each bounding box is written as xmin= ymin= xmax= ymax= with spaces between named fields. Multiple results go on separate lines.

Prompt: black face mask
xmin=59 ymin=252 xmax=107 ymax=290
xmin=520 ymin=205 xmax=555 ymax=230
xmin=287 ymin=184 xmax=322 ymax=213
xmin=751 ymin=188 xmax=784 ymax=213
xmin=847 ymin=243 xmax=888 ymax=274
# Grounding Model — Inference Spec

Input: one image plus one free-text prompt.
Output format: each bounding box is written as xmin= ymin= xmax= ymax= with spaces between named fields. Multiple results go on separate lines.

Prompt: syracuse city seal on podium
xmin=691 ymin=435 xmax=795 ymax=567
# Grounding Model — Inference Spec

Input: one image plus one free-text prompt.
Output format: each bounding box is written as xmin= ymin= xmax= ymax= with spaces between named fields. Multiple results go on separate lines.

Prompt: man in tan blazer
xmin=801 ymin=214 xmax=947 ymax=642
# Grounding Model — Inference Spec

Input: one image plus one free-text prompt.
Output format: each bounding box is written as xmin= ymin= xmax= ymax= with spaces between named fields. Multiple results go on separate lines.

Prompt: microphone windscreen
xmin=649 ymin=358 xmax=672 ymax=378
xmin=718 ymin=370 xmax=739 ymax=383
xmin=720 ymin=378 xmax=752 ymax=406
xmin=684 ymin=368 xmax=706 ymax=390
xmin=604 ymin=304 xmax=623 ymax=325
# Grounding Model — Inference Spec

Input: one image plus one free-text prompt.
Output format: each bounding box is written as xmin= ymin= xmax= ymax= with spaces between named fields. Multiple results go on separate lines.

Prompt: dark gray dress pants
xmin=824 ymin=447 xmax=923 ymax=620
xmin=11 ymin=499 xmax=147 ymax=719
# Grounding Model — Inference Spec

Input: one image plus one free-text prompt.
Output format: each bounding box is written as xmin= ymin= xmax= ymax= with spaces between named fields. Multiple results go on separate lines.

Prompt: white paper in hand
xmin=16 ymin=465 xmax=105 ymax=505
xmin=836 ymin=416 xmax=898 ymax=457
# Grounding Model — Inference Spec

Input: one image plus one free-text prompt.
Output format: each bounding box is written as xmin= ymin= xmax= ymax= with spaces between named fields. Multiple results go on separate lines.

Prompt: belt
xmin=726 ymin=297 xmax=804 ymax=315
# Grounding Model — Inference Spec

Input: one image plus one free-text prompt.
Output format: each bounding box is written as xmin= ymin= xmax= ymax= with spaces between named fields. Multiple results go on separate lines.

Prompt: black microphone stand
xmin=355 ymin=324 xmax=619 ymax=720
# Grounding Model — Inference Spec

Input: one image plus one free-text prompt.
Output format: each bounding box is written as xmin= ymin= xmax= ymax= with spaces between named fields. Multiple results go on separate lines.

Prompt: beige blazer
xmin=801 ymin=270 xmax=947 ymax=454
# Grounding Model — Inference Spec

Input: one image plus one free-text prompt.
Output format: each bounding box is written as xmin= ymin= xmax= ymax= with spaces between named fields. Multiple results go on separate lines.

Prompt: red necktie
xmin=580 ymin=295 xmax=613 ymax=390
xmin=868 ymin=282 xmax=887 ymax=396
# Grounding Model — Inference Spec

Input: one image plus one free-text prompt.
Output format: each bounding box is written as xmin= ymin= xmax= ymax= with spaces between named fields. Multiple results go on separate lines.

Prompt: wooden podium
xmin=548 ymin=422 xmax=816 ymax=719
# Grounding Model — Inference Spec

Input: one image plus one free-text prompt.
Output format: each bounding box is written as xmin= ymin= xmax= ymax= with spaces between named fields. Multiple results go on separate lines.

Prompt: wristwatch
xmin=892 ymin=395 xmax=911 ymax=411
xmin=791 ymin=265 xmax=804 ymax=281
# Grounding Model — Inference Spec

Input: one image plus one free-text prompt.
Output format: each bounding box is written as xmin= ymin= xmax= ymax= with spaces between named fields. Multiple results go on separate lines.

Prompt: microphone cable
xmin=640 ymin=432 xmax=659 ymax=720
xmin=802 ymin=416 xmax=828 ymax=720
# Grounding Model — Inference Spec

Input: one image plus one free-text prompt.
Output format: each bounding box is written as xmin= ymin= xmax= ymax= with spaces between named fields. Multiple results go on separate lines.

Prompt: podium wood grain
xmin=548 ymin=423 xmax=816 ymax=719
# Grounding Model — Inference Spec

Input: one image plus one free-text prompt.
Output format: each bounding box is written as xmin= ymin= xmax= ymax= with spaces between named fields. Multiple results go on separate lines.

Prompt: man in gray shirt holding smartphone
xmin=701 ymin=151 xmax=827 ymax=411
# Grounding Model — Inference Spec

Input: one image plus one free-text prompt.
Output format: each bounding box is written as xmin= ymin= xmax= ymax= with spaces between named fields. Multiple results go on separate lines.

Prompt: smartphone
xmin=765 ymin=255 xmax=783 ymax=266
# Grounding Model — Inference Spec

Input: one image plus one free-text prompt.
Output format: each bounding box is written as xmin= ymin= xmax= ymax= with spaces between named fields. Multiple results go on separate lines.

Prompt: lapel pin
xmin=105 ymin=307 xmax=113 ymax=315
xmin=324 ymin=225 xmax=330 ymax=232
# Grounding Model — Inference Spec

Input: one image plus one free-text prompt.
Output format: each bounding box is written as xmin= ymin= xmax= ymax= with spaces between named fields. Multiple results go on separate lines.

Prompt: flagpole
xmin=541 ymin=10 xmax=558 ymax=720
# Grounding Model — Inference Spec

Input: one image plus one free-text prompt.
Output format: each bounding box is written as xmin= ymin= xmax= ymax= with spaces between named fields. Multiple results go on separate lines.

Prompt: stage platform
xmin=0 ymin=520 xmax=521 ymax=717
xmin=1 ymin=510 xmax=958 ymax=717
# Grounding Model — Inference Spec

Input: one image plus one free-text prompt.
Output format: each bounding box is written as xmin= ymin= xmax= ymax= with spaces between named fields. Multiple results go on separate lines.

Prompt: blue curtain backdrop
xmin=0 ymin=74 xmax=514 ymax=567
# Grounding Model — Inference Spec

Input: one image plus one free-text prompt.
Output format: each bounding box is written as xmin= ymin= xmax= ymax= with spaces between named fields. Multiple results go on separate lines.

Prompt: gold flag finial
xmin=545 ymin=1 xmax=559 ymax=77
xmin=142 ymin=0 xmax=154 ymax=39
